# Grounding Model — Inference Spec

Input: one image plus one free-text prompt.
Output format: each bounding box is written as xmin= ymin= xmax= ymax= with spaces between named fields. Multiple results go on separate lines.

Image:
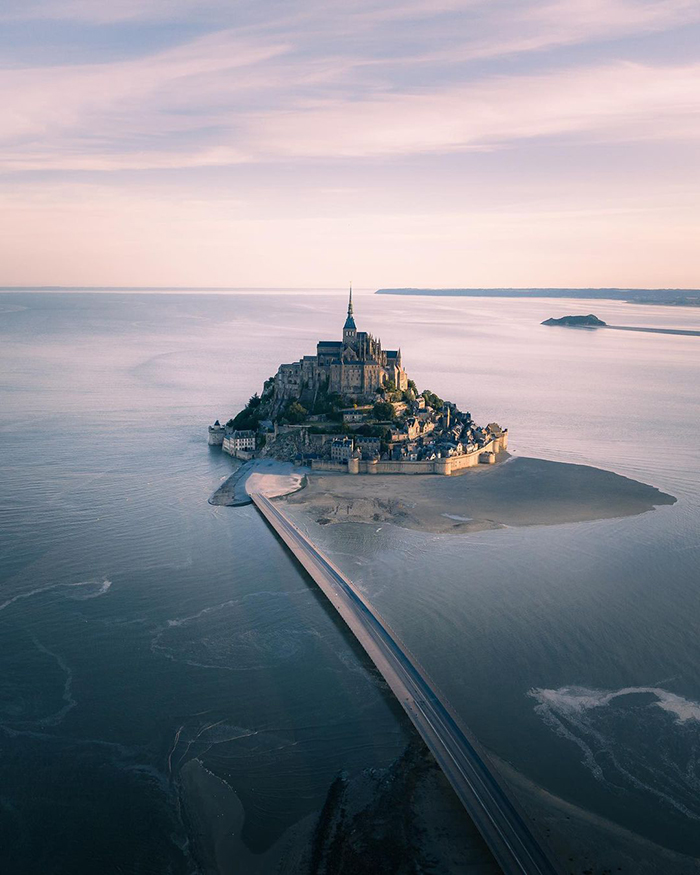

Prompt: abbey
xmin=276 ymin=288 xmax=408 ymax=404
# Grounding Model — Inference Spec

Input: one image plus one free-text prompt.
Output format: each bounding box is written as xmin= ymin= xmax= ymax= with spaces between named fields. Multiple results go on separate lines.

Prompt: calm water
xmin=1 ymin=291 xmax=699 ymax=872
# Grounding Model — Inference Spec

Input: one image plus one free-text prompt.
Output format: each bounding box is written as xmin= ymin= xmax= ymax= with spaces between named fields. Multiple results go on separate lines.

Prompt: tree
xmin=285 ymin=401 xmax=307 ymax=424
xmin=373 ymin=401 xmax=395 ymax=421
xmin=422 ymin=389 xmax=444 ymax=410
xmin=248 ymin=393 xmax=261 ymax=408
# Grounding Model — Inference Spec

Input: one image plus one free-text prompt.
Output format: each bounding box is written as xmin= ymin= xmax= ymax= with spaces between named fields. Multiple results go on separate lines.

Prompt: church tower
xmin=343 ymin=283 xmax=356 ymax=346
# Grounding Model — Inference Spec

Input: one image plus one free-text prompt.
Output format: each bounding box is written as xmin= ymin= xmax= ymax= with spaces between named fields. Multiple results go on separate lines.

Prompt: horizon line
xmin=1 ymin=285 xmax=699 ymax=293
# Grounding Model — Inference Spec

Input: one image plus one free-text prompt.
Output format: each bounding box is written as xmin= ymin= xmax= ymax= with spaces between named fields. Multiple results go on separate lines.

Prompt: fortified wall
xmin=310 ymin=432 xmax=508 ymax=476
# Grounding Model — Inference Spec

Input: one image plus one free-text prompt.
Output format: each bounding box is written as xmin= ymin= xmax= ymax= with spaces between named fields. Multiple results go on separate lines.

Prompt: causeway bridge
xmin=252 ymin=491 xmax=563 ymax=875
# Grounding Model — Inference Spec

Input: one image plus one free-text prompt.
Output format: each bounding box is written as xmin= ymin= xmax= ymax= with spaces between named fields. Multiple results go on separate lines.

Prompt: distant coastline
xmin=376 ymin=288 xmax=700 ymax=306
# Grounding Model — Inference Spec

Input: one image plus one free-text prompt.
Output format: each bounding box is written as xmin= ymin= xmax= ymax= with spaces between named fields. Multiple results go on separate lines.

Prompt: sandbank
xmin=283 ymin=456 xmax=676 ymax=534
xmin=209 ymin=460 xmax=306 ymax=507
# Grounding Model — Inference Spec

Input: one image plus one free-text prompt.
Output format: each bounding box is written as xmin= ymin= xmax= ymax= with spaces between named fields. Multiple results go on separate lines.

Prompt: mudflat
xmin=283 ymin=456 xmax=676 ymax=534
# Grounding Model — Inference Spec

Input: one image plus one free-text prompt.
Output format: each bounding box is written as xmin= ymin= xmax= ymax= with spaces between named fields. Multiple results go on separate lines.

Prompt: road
xmin=252 ymin=491 xmax=563 ymax=875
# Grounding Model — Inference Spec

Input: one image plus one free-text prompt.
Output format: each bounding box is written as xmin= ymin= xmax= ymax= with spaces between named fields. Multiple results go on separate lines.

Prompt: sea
xmin=1 ymin=289 xmax=699 ymax=873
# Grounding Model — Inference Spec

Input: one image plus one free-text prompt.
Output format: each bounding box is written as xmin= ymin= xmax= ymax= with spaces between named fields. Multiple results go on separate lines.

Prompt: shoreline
xmin=281 ymin=456 xmax=676 ymax=535
xmin=208 ymin=459 xmax=308 ymax=507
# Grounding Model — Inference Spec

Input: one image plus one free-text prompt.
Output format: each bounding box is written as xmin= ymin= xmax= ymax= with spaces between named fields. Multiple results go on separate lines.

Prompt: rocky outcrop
xmin=542 ymin=314 xmax=606 ymax=327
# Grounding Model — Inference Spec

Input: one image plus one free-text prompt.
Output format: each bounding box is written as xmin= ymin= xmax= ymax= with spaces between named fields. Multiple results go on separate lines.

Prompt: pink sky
xmin=1 ymin=0 xmax=699 ymax=287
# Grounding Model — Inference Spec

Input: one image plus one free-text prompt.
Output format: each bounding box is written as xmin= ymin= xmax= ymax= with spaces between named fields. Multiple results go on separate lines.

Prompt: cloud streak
xmin=1 ymin=50 xmax=699 ymax=172
xmin=245 ymin=61 xmax=700 ymax=159
xmin=0 ymin=0 xmax=699 ymax=285
xmin=0 ymin=0 xmax=698 ymax=174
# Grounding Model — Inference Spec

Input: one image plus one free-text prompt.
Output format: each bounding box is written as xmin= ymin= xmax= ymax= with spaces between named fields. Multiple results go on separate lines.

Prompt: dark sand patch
xmin=306 ymin=739 xmax=500 ymax=874
xmin=283 ymin=457 xmax=676 ymax=534
xmin=494 ymin=756 xmax=700 ymax=875
xmin=180 ymin=744 xmax=501 ymax=875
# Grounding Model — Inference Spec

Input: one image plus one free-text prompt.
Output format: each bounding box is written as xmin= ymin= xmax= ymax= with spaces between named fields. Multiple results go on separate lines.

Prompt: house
xmin=355 ymin=435 xmax=381 ymax=459
xmin=342 ymin=408 xmax=367 ymax=423
xmin=222 ymin=429 xmax=256 ymax=457
xmin=330 ymin=436 xmax=354 ymax=461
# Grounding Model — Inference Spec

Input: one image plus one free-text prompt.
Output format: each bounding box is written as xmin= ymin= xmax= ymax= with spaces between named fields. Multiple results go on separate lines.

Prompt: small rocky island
xmin=542 ymin=314 xmax=607 ymax=327
xmin=209 ymin=289 xmax=507 ymax=475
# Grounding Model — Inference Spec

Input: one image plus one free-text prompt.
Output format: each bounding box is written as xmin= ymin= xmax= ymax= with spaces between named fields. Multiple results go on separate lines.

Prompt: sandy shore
xmin=179 ymin=758 xmax=314 ymax=875
xmin=209 ymin=460 xmax=307 ymax=507
xmin=283 ymin=456 xmax=676 ymax=534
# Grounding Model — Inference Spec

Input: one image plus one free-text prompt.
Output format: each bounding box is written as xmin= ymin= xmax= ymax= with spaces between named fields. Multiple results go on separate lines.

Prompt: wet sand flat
xmin=283 ymin=457 xmax=676 ymax=534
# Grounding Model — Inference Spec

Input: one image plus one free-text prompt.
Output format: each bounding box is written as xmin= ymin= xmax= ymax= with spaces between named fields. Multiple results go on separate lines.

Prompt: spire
xmin=343 ymin=281 xmax=356 ymax=332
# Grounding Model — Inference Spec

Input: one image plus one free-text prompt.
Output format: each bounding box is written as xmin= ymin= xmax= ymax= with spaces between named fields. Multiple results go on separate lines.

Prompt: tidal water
xmin=1 ymin=290 xmax=699 ymax=873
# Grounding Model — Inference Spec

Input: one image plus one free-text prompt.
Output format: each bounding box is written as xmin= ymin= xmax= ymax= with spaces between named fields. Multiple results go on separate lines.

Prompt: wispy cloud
xmin=2 ymin=47 xmax=699 ymax=172
xmin=0 ymin=31 xmax=290 ymax=160
xmin=1 ymin=0 xmax=699 ymax=284
xmin=244 ymin=61 xmax=700 ymax=159
xmin=0 ymin=0 xmax=219 ymax=23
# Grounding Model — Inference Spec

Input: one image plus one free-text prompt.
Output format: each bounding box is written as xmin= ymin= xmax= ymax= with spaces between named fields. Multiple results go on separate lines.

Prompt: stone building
xmin=222 ymin=430 xmax=256 ymax=456
xmin=330 ymin=436 xmax=354 ymax=461
xmin=274 ymin=287 xmax=408 ymax=406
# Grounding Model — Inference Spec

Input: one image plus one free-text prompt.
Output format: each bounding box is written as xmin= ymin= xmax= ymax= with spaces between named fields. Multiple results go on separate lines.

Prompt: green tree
xmin=373 ymin=401 xmax=395 ymax=421
xmin=285 ymin=401 xmax=308 ymax=424
xmin=422 ymin=389 xmax=444 ymax=410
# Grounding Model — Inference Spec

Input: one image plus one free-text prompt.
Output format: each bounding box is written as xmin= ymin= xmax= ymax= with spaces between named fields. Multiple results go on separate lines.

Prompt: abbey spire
xmin=343 ymin=282 xmax=356 ymax=337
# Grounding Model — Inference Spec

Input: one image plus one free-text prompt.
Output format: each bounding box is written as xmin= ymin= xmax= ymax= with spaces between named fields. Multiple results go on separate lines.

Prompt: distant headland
xmin=376 ymin=288 xmax=700 ymax=306
xmin=542 ymin=314 xmax=607 ymax=327
xmin=208 ymin=288 xmax=507 ymax=475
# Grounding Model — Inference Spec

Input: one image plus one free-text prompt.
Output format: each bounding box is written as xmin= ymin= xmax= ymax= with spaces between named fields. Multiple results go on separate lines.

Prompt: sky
xmin=1 ymin=0 xmax=699 ymax=288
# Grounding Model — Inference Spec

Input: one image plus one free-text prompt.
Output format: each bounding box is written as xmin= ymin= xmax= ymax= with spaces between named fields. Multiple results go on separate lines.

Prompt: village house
xmin=330 ymin=436 xmax=354 ymax=462
xmin=223 ymin=429 xmax=256 ymax=456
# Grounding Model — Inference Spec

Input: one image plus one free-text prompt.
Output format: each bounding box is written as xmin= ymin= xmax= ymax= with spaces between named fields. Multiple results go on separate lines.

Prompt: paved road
xmin=252 ymin=492 xmax=563 ymax=875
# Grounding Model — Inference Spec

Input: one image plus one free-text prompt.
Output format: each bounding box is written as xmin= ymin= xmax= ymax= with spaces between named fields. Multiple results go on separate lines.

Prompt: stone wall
xmin=348 ymin=433 xmax=507 ymax=476
xmin=311 ymin=459 xmax=348 ymax=472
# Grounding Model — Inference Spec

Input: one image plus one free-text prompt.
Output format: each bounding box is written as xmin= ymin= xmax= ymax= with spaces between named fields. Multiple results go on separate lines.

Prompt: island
xmin=209 ymin=288 xmax=507 ymax=475
xmin=542 ymin=314 xmax=606 ymax=327
xmin=207 ymin=293 xmax=676 ymax=533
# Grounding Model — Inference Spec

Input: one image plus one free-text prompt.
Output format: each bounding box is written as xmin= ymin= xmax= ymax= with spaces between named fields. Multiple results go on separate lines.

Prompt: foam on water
xmin=0 ymin=578 xmax=112 ymax=612
xmin=530 ymin=685 xmax=700 ymax=724
xmin=529 ymin=685 xmax=700 ymax=820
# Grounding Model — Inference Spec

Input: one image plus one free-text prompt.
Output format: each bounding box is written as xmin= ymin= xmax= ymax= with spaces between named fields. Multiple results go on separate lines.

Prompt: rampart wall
xmin=348 ymin=432 xmax=507 ymax=476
